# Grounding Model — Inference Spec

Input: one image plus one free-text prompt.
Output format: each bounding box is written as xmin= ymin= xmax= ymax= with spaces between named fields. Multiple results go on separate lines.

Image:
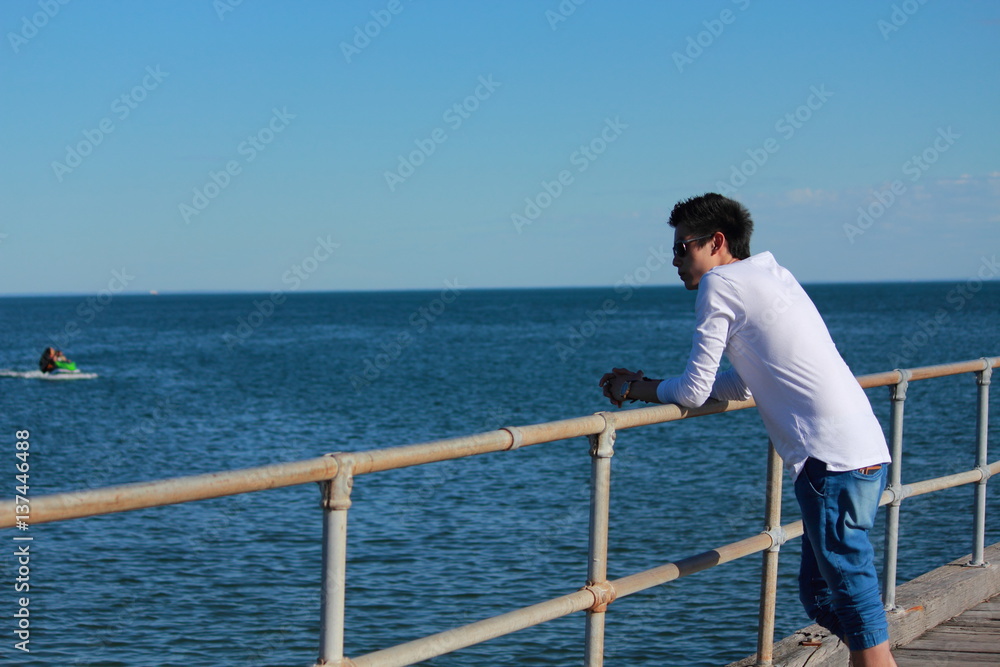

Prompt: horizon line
xmin=0 ymin=276 xmax=991 ymax=299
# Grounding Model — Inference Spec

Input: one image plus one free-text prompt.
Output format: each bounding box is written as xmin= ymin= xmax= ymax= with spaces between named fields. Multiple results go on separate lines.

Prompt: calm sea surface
xmin=1 ymin=282 xmax=998 ymax=666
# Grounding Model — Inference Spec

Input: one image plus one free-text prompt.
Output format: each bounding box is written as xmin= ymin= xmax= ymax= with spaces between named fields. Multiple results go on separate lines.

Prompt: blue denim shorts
xmin=794 ymin=457 xmax=889 ymax=651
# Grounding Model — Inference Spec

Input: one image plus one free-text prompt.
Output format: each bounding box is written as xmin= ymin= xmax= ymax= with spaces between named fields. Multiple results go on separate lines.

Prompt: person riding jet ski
xmin=39 ymin=347 xmax=78 ymax=374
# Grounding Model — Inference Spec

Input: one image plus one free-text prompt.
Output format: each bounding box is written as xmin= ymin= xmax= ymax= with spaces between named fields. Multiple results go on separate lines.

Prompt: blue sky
xmin=2 ymin=0 xmax=998 ymax=295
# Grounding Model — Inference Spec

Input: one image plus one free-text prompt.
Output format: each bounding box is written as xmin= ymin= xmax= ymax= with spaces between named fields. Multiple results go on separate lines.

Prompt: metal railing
xmin=3 ymin=356 xmax=997 ymax=666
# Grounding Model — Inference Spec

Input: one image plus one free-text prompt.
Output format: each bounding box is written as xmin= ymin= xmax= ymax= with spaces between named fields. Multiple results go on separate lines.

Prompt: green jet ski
xmin=39 ymin=347 xmax=80 ymax=375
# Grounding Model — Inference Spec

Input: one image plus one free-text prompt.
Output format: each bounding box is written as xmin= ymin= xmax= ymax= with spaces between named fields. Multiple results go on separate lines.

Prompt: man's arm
xmin=654 ymin=272 xmax=742 ymax=407
xmin=601 ymin=367 xmax=749 ymax=407
xmin=602 ymin=370 xmax=747 ymax=407
xmin=600 ymin=274 xmax=746 ymax=408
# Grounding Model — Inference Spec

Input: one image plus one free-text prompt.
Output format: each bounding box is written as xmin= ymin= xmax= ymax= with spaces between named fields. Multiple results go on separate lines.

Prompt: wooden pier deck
xmin=892 ymin=594 xmax=1000 ymax=665
xmin=728 ymin=543 xmax=1000 ymax=667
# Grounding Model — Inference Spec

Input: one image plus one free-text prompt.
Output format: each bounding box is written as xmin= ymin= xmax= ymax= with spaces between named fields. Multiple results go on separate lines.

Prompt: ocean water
xmin=1 ymin=281 xmax=998 ymax=666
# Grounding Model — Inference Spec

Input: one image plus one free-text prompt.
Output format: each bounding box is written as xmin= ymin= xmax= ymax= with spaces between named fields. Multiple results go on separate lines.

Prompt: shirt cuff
xmin=655 ymin=377 xmax=678 ymax=404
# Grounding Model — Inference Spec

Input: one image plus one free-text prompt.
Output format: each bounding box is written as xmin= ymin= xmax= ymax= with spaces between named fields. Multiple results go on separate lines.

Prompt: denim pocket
xmin=844 ymin=468 xmax=887 ymax=529
xmin=800 ymin=457 xmax=827 ymax=498
xmin=849 ymin=469 xmax=882 ymax=481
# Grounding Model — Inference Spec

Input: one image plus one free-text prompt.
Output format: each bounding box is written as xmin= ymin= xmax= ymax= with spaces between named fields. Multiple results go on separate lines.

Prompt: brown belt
xmin=856 ymin=465 xmax=883 ymax=475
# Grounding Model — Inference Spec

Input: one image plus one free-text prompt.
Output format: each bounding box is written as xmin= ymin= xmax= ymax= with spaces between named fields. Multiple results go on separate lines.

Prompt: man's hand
xmin=599 ymin=367 xmax=645 ymax=407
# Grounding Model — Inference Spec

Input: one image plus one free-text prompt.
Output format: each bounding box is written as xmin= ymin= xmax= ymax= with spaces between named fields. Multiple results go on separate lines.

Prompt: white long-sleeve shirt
xmin=656 ymin=252 xmax=890 ymax=479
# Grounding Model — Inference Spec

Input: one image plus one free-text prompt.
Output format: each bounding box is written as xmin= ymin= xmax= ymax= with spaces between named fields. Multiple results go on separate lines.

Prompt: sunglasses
xmin=672 ymin=233 xmax=714 ymax=258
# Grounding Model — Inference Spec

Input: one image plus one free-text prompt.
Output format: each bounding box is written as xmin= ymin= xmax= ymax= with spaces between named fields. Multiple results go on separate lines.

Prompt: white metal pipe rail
xmin=2 ymin=356 xmax=997 ymax=666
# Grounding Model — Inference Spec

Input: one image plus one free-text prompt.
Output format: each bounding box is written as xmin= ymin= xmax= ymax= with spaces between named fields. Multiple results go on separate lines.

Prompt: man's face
xmin=672 ymin=225 xmax=716 ymax=290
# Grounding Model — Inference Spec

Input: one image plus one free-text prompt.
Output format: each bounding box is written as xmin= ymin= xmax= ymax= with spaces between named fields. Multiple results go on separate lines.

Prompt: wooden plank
xmin=928 ymin=623 xmax=1000 ymax=633
xmin=949 ymin=610 xmax=1000 ymax=620
xmin=945 ymin=613 xmax=1000 ymax=620
xmin=904 ymin=635 xmax=1000 ymax=652
xmin=893 ymin=648 xmax=1000 ymax=664
xmin=909 ymin=626 xmax=1000 ymax=640
xmin=974 ymin=600 xmax=1000 ymax=610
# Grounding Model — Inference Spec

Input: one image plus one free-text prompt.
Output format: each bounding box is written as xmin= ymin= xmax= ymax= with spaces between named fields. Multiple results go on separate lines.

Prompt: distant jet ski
xmin=0 ymin=349 xmax=94 ymax=380
xmin=39 ymin=347 xmax=79 ymax=375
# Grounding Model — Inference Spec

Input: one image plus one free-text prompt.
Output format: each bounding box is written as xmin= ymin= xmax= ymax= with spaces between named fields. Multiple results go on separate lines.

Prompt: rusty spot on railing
xmin=582 ymin=580 xmax=617 ymax=613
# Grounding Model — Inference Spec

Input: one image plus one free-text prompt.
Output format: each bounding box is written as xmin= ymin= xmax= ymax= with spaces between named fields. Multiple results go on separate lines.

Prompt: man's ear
xmin=712 ymin=231 xmax=726 ymax=254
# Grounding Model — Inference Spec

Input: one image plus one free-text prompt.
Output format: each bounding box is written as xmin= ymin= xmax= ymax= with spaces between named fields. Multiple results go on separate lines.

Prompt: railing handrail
xmin=344 ymin=454 xmax=1000 ymax=667
xmin=4 ymin=356 xmax=996 ymax=529
xmin=5 ymin=355 xmax=997 ymax=666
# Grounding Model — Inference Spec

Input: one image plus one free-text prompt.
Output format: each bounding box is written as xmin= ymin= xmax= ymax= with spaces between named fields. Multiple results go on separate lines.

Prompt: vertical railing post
xmin=970 ymin=363 xmax=992 ymax=567
xmin=316 ymin=455 xmax=355 ymax=667
xmin=755 ymin=441 xmax=784 ymax=667
xmin=583 ymin=413 xmax=617 ymax=667
xmin=882 ymin=371 xmax=909 ymax=611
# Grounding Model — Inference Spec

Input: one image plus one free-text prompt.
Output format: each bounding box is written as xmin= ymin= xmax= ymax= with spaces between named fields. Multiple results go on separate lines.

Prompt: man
xmin=599 ymin=193 xmax=895 ymax=666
